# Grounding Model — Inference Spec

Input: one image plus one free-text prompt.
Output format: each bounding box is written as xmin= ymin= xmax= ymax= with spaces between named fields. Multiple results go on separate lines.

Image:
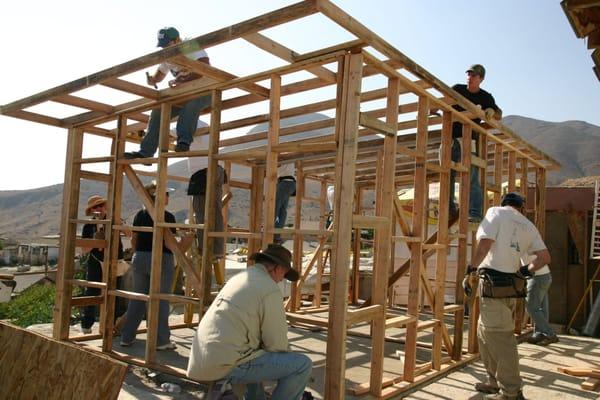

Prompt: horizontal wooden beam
xmin=0 ymin=0 xmax=318 ymax=115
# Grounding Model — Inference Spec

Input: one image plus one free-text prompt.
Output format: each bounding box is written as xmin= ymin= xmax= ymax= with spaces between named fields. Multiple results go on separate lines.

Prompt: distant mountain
xmin=502 ymin=116 xmax=600 ymax=185
xmin=1 ymin=115 xmax=598 ymax=239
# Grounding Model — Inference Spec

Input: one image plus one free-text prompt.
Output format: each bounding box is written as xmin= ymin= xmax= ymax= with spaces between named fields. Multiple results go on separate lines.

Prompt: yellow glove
xmin=484 ymin=108 xmax=496 ymax=120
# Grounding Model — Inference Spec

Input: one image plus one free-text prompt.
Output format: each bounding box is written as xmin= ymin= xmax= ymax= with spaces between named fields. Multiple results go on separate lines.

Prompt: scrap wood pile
xmin=558 ymin=366 xmax=600 ymax=391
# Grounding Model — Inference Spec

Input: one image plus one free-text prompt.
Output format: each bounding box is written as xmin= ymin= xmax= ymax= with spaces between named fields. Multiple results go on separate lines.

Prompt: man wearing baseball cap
xmin=469 ymin=192 xmax=550 ymax=399
xmin=187 ymin=243 xmax=313 ymax=399
xmin=125 ymin=27 xmax=211 ymax=159
xmin=438 ymin=63 xmax=502 ymax=223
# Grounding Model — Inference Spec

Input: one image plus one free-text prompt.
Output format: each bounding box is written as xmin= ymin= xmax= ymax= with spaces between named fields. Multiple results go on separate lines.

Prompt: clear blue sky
xmin=0 ymin=0 xmax=597 ymax=190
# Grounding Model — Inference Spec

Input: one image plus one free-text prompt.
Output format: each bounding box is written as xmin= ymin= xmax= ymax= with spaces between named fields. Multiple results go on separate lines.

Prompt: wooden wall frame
xmin=0 ymin=1 xmax=560 ymax=399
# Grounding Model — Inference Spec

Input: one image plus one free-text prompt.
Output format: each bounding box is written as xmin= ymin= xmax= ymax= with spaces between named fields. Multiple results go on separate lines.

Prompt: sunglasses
xmin=92 ymin=204 xmax=105 ymax=210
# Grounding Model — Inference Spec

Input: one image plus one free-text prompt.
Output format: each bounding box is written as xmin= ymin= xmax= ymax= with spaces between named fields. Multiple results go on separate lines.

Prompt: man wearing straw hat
xmin=80 ymin=195 xmax=128 ymax=334
xmin=187 ymin=243 xmax=312 ymax=400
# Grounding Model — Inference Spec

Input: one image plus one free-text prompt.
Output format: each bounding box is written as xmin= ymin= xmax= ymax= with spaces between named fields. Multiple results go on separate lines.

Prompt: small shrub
xmin=1 ymin=284 xmax=56 ymax=327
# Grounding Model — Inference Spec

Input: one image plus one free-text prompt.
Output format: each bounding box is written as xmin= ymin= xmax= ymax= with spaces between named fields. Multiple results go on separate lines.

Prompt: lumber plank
xmin=243 ymin=32 xmax=336 ymax=82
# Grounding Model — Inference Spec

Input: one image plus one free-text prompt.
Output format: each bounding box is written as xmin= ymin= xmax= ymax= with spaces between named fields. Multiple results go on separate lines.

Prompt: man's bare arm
xmin=472 ymin=238 xmax=494 ymax=269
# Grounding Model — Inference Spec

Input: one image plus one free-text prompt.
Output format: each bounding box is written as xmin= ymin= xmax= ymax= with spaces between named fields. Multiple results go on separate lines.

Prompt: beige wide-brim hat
xmin=85 ymin=195 xmax=106 ymax=216
xmin=249 ymin=243 xmax=299 ymax=282
xmin=144 ymin=180 xmax=175 ymax=197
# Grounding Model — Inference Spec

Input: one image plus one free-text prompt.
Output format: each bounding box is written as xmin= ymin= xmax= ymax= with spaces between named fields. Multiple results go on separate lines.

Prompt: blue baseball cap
xmin=501 ymin=192 xmax=525 ymax=208
xmin=157 ymin=27 xmax=179 ymax=48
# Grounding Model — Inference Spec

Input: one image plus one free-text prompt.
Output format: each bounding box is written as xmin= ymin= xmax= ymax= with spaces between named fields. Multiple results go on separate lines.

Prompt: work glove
xmin=462 ymin=264 xmax=477 ymax=299
xmin=484 ymin=108 xmax=496 ymax=120
xmin=94 ymin=228 xmax=105 ymax=241
xmin=519 ymin=264 xmax=532 ymax=278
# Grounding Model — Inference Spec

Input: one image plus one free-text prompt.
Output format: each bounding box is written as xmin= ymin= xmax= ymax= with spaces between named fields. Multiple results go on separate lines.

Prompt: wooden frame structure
xmin=0 ymin=1 xmax=560 ymax=398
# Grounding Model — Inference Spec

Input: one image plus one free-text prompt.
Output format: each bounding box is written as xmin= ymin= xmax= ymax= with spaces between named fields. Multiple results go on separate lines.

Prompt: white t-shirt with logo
xmin=476 ymin=206 xmax=546 ymax=273
xmin=277 ymin=162 xmax=295 ymax=178
xmin=158 ymin=43 xmax=207 ymax=81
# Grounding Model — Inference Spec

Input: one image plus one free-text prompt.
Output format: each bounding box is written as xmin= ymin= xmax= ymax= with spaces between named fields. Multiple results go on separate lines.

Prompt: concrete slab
xmin=24 ymin=314 xmax=600 ymax=399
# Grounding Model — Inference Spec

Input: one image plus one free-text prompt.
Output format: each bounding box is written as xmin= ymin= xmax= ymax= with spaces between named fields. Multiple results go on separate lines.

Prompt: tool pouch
xmin=479 ymin=268 xmax=527 ymax=298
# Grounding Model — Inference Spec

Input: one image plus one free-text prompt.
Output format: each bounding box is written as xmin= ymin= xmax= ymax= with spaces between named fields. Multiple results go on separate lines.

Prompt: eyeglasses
xmin=92 ymin=204 xmax=105 ymax=210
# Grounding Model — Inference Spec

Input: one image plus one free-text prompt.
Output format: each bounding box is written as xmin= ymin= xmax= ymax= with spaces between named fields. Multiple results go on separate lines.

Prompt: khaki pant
xmin=478 ymin=297 xmax=522 ymax=397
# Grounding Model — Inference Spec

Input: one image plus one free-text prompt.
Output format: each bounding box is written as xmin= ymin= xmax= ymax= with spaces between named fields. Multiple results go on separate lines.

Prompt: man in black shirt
xmin=445 ymin=64 xmax=502 ymax=222
xmin=120 ymin=182 xmax=194 ymax=350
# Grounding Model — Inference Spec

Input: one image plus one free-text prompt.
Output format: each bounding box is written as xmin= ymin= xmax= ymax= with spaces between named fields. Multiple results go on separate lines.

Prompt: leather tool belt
xmin=479 ymin=268 xmax=527 ymax=298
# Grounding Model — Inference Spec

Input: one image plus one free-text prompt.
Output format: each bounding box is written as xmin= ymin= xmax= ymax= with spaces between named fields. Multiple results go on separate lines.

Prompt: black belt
xmin=278 ymin=176 xmax=296 ymax=182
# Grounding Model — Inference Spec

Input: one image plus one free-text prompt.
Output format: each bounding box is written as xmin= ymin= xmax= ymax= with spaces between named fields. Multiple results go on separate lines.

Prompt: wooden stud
xmin=324 ymin=53 xmax=362 ymax=400
xmin=404 ymin=95 xmax=429 ymax=382
xmin=262 ymin=74 xmax=281 ymax=247
xmin=53 ymin=128 xmax=83 ymax=340
xmin=200 ymin=90 xmax=223 ymax=311
xmin=432 ymin=110 xmax=451 ymax=369
xmin=291 ymin=161 xmax=304 ymax=311
xmin=145 ymin=103 xmax=171 ymax=363
xmin=101 ymin=114 xmax=128 ymax=352
xmin=369 ymin=78 xmax=399 ymax=395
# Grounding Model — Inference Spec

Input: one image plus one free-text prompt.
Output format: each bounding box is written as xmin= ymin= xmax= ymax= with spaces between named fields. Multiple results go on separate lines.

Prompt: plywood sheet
xmin=0 ymin=322 xmax=127 ymax=400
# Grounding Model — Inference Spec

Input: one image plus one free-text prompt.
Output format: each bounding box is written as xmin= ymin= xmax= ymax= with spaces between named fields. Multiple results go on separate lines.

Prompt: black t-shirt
xmin=82 ymin=222 xmax=124 ymax=262
xmin=132 ymin=208 xmax=176 ymax=254
xmin=451 ymin=84 xmax=500 ymax=139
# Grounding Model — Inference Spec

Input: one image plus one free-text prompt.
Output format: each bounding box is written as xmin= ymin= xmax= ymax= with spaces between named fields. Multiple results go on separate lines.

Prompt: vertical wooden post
xmin=369 ymin=77 xmax=399 ymax=395
xmin=291 ymin=161 xmax=304 ymax=311
xmin=404 ymin=94 xmax=429 ymax=382
xmin=101 ymin=115 xmax=127 ymax=352
xmin=262 ymin=74 xmax=281 ymax=247
xmin=479 ymin=135 xmax=489 ymax=215
xmin=351 ymin=188 xmax=363 ymax=305
xmin=432 ymin=110 xmax=451 ymax=369
xmin=53 ymin=127 xmax=83 ymax=340
xmin=200 ymin=90 xmax=223 ymax=309
xmin=520 ymin=158 xmax=528 ymax=202
xmin=324 ymin=52 xmax=362 ymax=400
xmin=457 ymin=124 xmax=472 ymax=357
xmin=493 ymin=144 xmax=504 ymax=204
xmin=314 ymin=180 xmax=328 ymax=307
xmin=248 ymin=166 xmax=264 ymax=257
xmin=221 ymin=160 xmax=232 ymax=275
xmin=146 ymin=103 xmax=171 ymax=363
xmin=508 ymin=151 xmax=517 ymax=193
xmin=535 ymin=168 xmax=546 ymax=237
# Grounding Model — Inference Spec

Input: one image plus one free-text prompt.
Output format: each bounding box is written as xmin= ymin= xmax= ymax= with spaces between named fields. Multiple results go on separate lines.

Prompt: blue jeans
xmin=121 ymin=251 xmax=174 ymax=346
xmin=274 ymin=180 xmax=296 ymax=229
xmin=447 ymin=138 xmax=483 ymax=219
xmin=192 ymin=166 xmax=225 ymax=256
xmin=139 ymin=94 xmax=211 ymax=157
xmin=228 ymin=351 xmax=312 ymax=400
xmin=526 ymin=273 xmax=555 ymax=337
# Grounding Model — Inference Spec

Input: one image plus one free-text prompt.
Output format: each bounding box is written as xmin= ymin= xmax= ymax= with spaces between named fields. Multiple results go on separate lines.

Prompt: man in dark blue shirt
xmin=444 ymin=64 xmax=502 ymax=222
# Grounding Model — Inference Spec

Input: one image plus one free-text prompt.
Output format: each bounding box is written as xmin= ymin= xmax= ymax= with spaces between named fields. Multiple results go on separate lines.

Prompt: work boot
xmin=537 ymin=334 xmax=559 ymax=346
xmin=526 ymin=333 xmax=545 ymax=344
xmin=124 ymin=151 xmax=152 ymax=166
xmin=175 ymin=142 xmax=190 ymax=152
xmin=484 ymin=391 xmax=525 ymax=400
xmin=475 ymin=381 xmax=500 ymax=394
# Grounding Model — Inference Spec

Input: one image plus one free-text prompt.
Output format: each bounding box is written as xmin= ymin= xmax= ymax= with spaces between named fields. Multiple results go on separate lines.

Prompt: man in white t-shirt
xmin=471 ymin=192 xmax=551 ymax=400
xmin=186 ymin=120 xmax=225 ymax=258
xmin=522 ymin=255 xmax=557 ymax=346
xmin=273 ymin=162 xmax=296 ymax=244
xmin=125 ymin=27 xmax=211 ymax=159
